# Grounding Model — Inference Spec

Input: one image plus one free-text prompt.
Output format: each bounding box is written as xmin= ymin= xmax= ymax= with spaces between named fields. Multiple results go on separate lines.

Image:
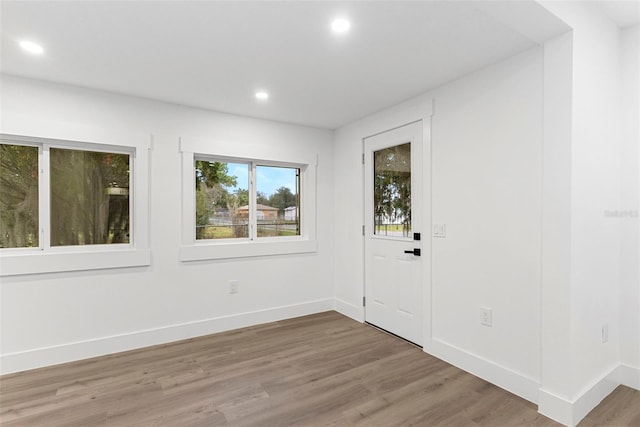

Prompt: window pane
xmin=373 ymin=142 xmax=411 ymax=237
xmin=195 ymin=160 xmax=248 ymax=240
xmin=0 ymin=144 xmax=39 ymax=248
xmin=256 ymin=165 xmax=300 ymax=238
xmin=50 ymin=148 xmax=130 ymax=246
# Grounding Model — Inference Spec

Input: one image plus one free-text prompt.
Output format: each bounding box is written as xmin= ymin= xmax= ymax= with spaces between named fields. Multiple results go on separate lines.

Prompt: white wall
xmin=619 ymin=23 xmax=640 ymax=378
xmin=536 ymin=2 xmax=635 ymax=425
xmin=0 ymin=75 xmax=334 ymax=374
xmin=334 ymin=46 xmax=544 ymax=401
xmin=539 ymin=30 xmax=575 ymax=418
xmin=334 ymin=7 xmax=638 ymax=424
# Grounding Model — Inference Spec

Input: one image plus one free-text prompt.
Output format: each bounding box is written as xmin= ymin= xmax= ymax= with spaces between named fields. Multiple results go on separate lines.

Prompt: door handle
xmin=404 ymin=248 xmax=421 ymax=256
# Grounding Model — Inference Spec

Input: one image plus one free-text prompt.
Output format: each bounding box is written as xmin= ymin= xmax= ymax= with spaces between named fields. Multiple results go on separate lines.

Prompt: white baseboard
xmin=0 ymin=298 xmax=333 ymax=375
xmin=334 ymin=297 xmax=364 ymax=322
xmin=425 ymin=337 xmax=540 ymax=404
xmin=538 ymin=389 xmax=573 ymax=427
xmin=618 ymin=364 xmax=640 ymax=390
xmin=538 ymin=364 xmax=622 ymax=427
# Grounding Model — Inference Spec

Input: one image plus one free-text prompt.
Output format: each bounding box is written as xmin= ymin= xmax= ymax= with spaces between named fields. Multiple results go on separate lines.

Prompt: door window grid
xmin=373 ymin=142 xmax=412 ymax=238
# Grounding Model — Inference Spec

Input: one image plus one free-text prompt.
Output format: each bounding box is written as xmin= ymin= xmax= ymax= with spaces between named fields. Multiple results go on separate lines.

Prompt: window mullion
xmin=128 ymin=153 xmax=135 ymax=246
xmin=296 ymin=169 xmax=301 ymax=235
xmin=40 ymin=145 xmax=51 ymax=250
xmin=249 ymin=162 xmax=257 ymax=240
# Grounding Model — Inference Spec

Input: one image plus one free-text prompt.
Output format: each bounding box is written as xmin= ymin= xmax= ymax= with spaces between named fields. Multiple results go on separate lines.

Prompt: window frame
xmin=179 ymin=138 xmax=317 ymax=261
xmin=194 ymin=155 xmax=251 ymax=243
xmin=0 ymin=134 xmax=151 ymax=276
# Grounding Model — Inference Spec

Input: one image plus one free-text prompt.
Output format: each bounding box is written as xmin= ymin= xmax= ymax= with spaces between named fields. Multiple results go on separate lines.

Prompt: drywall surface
xmin=334 ymin=46 xmax=544 ymax=400
xmin=539 ymin=30 xmax=575 ymax=412
xmin=568 ymin=4 xmax=622 ymax=398
xmin=0 ymin=75 xmax=335 ymax=374
xmin=619 ymin=23 xmax=640 ymax=375
xmin=538 ymin=1 xmax=634 ymax=425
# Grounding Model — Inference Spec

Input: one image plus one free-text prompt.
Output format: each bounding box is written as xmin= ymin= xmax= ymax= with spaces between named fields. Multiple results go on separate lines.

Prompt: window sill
xmin=0 ymin=249 xmax=151 ymax=276
xmin=179 ymin=239 xmax=317 ymax=262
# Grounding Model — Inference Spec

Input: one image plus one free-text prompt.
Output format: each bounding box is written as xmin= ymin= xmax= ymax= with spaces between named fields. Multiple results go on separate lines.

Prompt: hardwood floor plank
xmin=1 ymin=311 xmax=638 ymax=426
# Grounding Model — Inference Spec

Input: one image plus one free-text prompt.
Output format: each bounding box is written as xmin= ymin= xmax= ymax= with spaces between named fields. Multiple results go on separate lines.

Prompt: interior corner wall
xmin=334 ymin=46 xmax=544 ymax=402
xmin=538 ymin=1 xmax=633 ymax=425
xmin=619 ymin=23 xmax=640 ymax=382
xmin=568 ymin=10 xmax=622 ymax=401
xmin=538 ymin=30 xmax=575 ymax=424
xmin=0 ymin=75 xmax=335 ymax=375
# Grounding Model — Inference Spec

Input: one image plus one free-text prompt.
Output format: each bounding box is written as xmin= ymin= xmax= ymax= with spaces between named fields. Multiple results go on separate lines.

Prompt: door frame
xmin=361 ymin=111 xmax=433 ymax=349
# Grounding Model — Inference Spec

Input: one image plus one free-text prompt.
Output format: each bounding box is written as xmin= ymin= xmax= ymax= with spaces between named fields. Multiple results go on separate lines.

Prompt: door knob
xmin=404 ymin=248 xmax=421 ymax=256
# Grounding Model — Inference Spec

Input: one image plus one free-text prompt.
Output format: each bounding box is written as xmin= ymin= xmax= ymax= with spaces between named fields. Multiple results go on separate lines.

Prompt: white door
xmin=364 ymin=121 xmax=423 ymax=346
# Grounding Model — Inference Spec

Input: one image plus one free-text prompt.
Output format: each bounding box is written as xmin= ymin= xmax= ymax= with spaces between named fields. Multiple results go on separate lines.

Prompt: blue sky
xmin=226 ymin=163 xmax=297 ymax=197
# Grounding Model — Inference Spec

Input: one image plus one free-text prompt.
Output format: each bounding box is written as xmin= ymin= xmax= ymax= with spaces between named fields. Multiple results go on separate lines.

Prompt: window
xmin=195 ymin=160 xmax=249 ymax=240
xmin=194 ymin=160 xmax=301 ymax=241
xmin=50 ymin=148 xmax=131 ymax=246
xmin=0 ymin=134 xmax=150 ymax=276
xmin=0 ymin=144 xmax=39 ymax=248
xmin=179 ymin=138 xmax=316 ymax=261
xmin=373 ymin=142 xmax=411 ymax=237
xmin=255 ymin=165 xmax=300 ymax=238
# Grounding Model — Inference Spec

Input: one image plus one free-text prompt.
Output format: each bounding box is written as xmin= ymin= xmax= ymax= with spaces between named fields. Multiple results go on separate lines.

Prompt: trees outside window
xmin=1 ymin=141 xmax=131 ymax=249
xmin=194 ymin=159 xmax=300 ymax=240
xmin=195 ymin=160 xmax=247 ymax=240
xmin=50 ymin=148 xmax=130 ymax=246
xmin=373 ymin=142 xmax=411 ymax=237
xmin=256 ymin=166 xmax=299 ymax=238
xmin=0 ymin=144 xmax=39 ymax=248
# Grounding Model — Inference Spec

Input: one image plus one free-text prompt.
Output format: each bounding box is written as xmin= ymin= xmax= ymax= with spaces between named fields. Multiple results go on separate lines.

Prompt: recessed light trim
xmin=331 ymin=18 xmax=351 ymax=34
xmin=255 ymin=91 xmax=269 ymax=100
xmin=19 ymin=40 xmax=44 ymax=55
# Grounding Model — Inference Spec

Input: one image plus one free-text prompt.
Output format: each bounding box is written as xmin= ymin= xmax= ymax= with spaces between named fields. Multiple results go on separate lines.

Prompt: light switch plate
xmin=433 ymin=224 xmax=446 ymax=238
xmin=480 ymin=307 xmax=492 ymax=327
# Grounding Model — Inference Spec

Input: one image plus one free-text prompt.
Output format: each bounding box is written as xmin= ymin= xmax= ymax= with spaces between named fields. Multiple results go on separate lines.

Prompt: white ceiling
xmin=0 ymin=1 xmax=587 ymax=130
xmin=595 ymin=0 xmax=640 ymax=28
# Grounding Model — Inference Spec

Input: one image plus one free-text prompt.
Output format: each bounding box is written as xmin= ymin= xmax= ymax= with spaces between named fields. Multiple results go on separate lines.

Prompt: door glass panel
xmin=373 ymin=142 xmax=411 ymax=237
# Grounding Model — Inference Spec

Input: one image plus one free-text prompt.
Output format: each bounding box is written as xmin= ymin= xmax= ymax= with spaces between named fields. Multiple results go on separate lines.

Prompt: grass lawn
xmin=200 ymin=225 xmax=297 ymax=239
xmin=202 ymin=226 xmax=236 ymax=239
xmin=375 ymin=224 xmax=406 ymax=232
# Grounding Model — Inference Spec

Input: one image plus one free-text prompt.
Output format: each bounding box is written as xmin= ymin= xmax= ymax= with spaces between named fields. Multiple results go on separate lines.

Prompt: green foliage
xmin=0 ymin=144 xmax=131 ymax=247
xmin=195 ymin=161 xmax=237 ymax=190
xmin=0 ymin=144 xmax=39 ymax=248
xmin=234 ymin=189 xmax=249 ymax=207
xmin=374 ymin=143 xmax=411 ymax=236
xmin=194 ymin=161 xmax=243 ymax=239
xmin=268 ymin=186 xmax=297 ymax=215
xmin=256 ymin=191 xmax=269 ymax=205
xmin=50 ymin=149 xmax=130 ymax=246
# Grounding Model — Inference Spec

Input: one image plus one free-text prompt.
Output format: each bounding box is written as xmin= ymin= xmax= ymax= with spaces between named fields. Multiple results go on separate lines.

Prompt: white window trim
xmin=0 ymin=134 xmax=151 ymax=276
xmin=179 ymin=138 xmax=317 ymax=261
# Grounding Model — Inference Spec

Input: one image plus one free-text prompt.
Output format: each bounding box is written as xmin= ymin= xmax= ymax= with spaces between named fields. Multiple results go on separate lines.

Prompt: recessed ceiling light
xmin=255 ymin=91 xmax=269 ymax=100
xmin=19 ymin=40 xmax=44 ymax=55
xmin=331 ymin=18 xmax=351 ymax=34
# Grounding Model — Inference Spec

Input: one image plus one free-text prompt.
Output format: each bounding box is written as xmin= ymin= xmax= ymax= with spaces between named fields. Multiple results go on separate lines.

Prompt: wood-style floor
xmin=1 ymin=311 xmax=638 ymax=426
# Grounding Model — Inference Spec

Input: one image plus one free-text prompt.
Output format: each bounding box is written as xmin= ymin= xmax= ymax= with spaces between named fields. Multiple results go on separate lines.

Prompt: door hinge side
xmin=362 ymin=225 xmax=365 ymax=236
xmin=363 ymin=296 xmax=366 ymax=307
xmin=362 ymin=153 xmax=365 ymax=164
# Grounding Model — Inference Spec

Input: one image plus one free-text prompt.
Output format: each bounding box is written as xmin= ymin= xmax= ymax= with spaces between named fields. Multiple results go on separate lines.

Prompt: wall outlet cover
xmin=480 ymin=307 xmax=493 ymax=327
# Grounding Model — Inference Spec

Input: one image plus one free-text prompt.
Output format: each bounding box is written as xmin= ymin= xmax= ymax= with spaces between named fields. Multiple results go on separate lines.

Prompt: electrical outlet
xmin=480 ymin=307 xmax=492 ymax=327
xmin=602 ymin=323 xmax=608 ymax=343
xmin=229 ymin=280 xmax=238 ymax=294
